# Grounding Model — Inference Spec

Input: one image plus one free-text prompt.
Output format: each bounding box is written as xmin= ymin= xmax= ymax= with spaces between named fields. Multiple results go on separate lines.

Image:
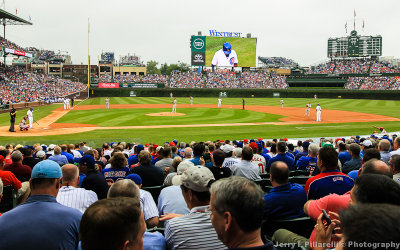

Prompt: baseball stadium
xmin=1 ymin=2 xmax=400 ymax=250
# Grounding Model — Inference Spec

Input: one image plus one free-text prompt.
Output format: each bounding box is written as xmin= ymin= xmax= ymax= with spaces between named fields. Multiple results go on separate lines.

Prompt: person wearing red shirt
xmin=3 ymin=151 xmax=32 ymax=182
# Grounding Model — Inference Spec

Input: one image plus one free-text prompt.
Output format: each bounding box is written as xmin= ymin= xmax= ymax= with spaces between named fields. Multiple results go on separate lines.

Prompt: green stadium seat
xmin=289 ymin=176 xmax=310 ymax=185
xmin=261 ymin=216 xmax=314 ymax=240
xmin=0 ymin=185 xmax=18 ymax=213
xmin=142 ymin=185 xmax=164 ymax=205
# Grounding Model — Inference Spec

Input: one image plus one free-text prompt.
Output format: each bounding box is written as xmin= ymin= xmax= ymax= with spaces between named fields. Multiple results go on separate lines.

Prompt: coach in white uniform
xmin=27 ymin=107 xmax=34 ymax=129
xmin=316 ymin=104 xmax=322 ymax=122
xmin=211 ymin=42 xmax=238 ymax=67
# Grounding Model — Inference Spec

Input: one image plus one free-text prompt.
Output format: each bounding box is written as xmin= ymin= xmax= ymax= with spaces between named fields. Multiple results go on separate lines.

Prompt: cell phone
xmin=322 ymin=209 xmax=332 ymax=226
xmin=322 ymin=209 xmax=335 ymax=234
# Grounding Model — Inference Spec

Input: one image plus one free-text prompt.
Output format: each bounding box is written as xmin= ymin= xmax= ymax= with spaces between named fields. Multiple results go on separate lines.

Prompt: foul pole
xmin=87 ymin=17 xmax=90 ymax=99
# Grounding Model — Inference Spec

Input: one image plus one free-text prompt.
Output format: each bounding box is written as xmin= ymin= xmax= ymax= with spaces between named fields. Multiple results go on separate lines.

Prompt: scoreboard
xmin=327 ymin=30 xmax=382 ymax=58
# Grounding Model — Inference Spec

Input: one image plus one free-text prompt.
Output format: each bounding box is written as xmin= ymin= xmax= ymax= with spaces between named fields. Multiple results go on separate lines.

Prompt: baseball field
xmin=1 ymin=97 xmax=400 ymax=147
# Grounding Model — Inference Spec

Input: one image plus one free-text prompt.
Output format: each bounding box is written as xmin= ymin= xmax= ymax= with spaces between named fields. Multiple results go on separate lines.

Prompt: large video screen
xmin=205 ymin=37 xmax=256 ymax=67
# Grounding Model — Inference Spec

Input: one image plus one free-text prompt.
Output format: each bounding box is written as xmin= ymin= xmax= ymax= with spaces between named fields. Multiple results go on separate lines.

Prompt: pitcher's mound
xmin=146 ymin=112 xmax=186 ymax=117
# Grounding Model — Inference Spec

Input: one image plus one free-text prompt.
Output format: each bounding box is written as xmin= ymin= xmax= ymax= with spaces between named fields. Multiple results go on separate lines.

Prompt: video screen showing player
xmin=211 ymin=42 xmax=238 ymax=67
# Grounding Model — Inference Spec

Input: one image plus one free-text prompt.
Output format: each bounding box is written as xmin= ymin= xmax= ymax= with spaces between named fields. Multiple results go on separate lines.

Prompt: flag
xmin=16 ymin=9 xmax=17 ymax=15
xmin=354 ymin=10 xmax=356 ymax=17
xmin=345 ymin=22 xmax=347 ymax=33
xmin=362 ymin=20 xmax=365 ymax=29
xmin=29 ymin=16 xmax=31 ymax=21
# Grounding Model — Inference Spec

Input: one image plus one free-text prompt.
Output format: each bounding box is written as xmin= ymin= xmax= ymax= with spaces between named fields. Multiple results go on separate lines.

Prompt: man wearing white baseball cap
xmin=163 ymin=165 xmax=225 ymax=249
xmin=0 ymin=160 xmax=82 ymax=249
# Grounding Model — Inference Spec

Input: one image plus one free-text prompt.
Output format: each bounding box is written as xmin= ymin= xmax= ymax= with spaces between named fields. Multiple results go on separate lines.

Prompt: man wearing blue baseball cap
xmin=0 ymin=160 xmax=82 ymax=249
xmin=211 ymin=42 xmax=239 ymax=67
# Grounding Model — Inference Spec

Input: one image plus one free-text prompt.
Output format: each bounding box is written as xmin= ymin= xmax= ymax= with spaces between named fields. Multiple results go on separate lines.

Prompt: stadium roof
xmin=0 ymin=9 xmax=32 ymax=25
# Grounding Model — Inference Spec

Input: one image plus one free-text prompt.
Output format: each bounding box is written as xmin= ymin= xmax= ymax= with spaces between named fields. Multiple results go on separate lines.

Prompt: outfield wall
xmin=90 ymin=88 xmax=400 ymax=100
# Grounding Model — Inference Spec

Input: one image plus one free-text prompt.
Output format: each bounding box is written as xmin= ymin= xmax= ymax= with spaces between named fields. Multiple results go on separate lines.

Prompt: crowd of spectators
xmin=307 ymin=59 xmax=400 ymax=75
xmin=345 ymin=76 xmax=400 ymax=90
xmin=206 ymin=70 xmax=240 ymax=88
xmin=0 ymin=36 xmax=27 ymax=52
xmin=369 ymin=60 xmax=400 ymax=74
xmin=259 ymin=57 xmax=298 ymax=67
xmin=169 ymin=71 xmax=204 ymax=88
xmin=0 ymin=132 xmax=399 ymax=249
xmin=95 ymin=70 xmax=289 ymax=89
xmin=0 ymin=67 xmax=86 ymax=104
xmin=359 ymin=76 xmax=400 ymax=90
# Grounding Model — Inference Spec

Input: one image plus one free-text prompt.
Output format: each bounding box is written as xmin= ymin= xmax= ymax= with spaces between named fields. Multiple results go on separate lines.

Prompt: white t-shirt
xmin=211 ymin=49 xmax=238 ymax=67
xmin=251 ymin=154 xmax=267 ymax=174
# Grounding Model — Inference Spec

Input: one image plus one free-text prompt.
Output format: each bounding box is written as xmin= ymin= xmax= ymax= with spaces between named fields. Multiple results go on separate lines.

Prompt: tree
xmin=160 ymin=63 xmax=169 ymax=75
xmin=146 ymin=60 xmax=160 ymax=75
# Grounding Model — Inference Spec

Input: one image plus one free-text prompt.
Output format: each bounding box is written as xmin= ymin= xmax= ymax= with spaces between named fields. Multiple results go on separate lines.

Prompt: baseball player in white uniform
xmin=190 ymin=96 xmax=193 ymax=106
xmin=211 ymin=42 xmax=238 ymax=67
xmin=172 ymin=97 xmax=177 ymax=113
xmin=218 ymin=98 xmax=222 ymax=108
xmin=27 ymin=107 xmax=33 ymax=129
xmin=105 ymin=97 xmax=110 ymax=109
xmin=314 ymin=94 xmax=318 ymax=101
xmin=304 ymin=102 xmax=311 ymax=116
xmin=316 ymin=104 xmax=322 ymax=122
xmin=66 ymin=98 xmax=71 ymax=109
xmin=280 ymin=98 xmax=284 ymax=109
xmin=63 ymin=98 xmax=67 ymax=110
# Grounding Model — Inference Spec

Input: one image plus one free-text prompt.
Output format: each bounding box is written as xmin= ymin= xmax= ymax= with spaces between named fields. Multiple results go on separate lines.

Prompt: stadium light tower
xmin=0 ymin=8 xmax=32 ymax=69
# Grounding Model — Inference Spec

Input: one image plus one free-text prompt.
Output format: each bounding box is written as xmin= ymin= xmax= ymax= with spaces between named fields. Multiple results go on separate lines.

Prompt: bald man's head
xmin=361 ymin=159 xmax=392 ymax=179
xmin=270 ymin=161 xmax=289 ymax=185
xmin=61 ymin=164 xmax=80 ymax=186
xmin=107 ymin=179 xmax=140 ymax=199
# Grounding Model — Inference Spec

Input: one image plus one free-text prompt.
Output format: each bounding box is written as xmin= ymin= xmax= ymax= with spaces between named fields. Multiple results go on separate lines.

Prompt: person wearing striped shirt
xmin=162 ymin=165 xmax=225 ymax=250
xmin=125 ymin=174 xmax=160 ymax=228
xmin=56 ymin=164 xmax=98 ymax=213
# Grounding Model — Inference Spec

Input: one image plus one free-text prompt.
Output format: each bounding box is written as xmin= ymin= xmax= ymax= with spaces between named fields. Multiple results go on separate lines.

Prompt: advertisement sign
xmin=4 ymin=47 xmax=32 ymax=58
xmin=191 ymin=36 xmax=206 ymax=52
xmin=191 ymin=52 xmax=206 ymax=66
xmin=99 ymin=82 xmax=119 ymax=88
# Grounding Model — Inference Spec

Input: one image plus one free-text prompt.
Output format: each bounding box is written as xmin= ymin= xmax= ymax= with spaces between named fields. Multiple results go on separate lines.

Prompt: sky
xmin=4 ymin=0 xmax=400 ymax=67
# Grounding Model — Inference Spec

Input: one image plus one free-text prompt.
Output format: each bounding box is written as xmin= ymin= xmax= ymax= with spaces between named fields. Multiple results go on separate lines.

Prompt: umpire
xmin=9 ymin=107 xmax=16 ymax=132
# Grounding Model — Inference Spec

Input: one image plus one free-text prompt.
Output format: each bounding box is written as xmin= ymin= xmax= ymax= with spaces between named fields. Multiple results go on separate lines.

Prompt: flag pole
xmin=353 ymin=10 xmax=356 ymax=31
xmin=87 ymin=17 xmax=90 ymax=99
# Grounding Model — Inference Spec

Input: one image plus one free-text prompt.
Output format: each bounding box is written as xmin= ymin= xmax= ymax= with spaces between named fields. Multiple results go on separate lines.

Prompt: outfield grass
xmin=1 ymin=97 xmax=400 ymax=147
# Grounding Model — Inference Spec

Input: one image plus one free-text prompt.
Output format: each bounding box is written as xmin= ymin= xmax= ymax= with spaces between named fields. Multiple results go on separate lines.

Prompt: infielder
xmin=211 ymin=42 xmax=238 ymax=67
xmin=304 ymin=102 xmax=311 ymax=116
xmin=172 ymin=97 xmax=177 ymax=113
xmin=27 ymin=107 xmax=34 ymax=129
xmin=190 ymin=96 xmax=193 ymax=106
xmin=63 ymin=98 xmax=67 ymax=110
xmin=316 ymin=104 xmax=322 ymax=122
xmin=218 ymin=98 xmax=222 ymax=108
xmin=280 ymin=98 xmax=284 ymax=109
xmin=105 ymin=97 xmax=110 ymax=109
